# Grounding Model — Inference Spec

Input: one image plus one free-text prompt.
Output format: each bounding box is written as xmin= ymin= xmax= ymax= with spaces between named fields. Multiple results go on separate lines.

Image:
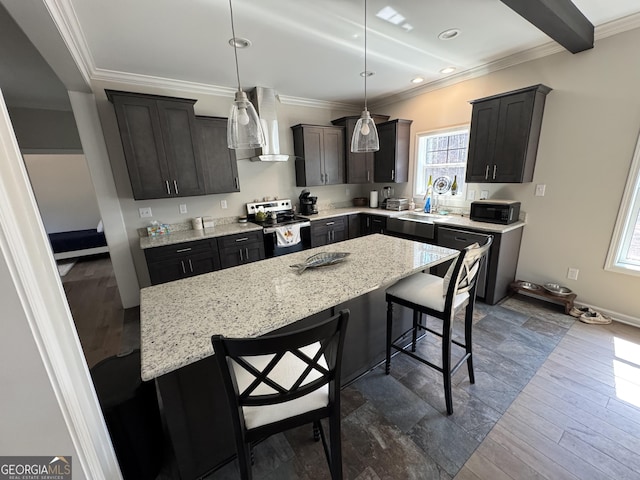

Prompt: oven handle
xmin=263 ymin=221 xmax=310 ymax=234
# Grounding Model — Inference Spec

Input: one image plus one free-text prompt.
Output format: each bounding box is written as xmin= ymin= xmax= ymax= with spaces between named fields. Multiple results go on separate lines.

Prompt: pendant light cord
xmin=229 ymin=0 xmax=242 ymax=92
xmin=364 ymin=0 xmax=368 ymax=111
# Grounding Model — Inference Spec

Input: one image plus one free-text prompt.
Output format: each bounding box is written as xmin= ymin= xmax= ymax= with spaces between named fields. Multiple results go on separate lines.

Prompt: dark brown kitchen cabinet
xmin=195 ymin=116 xmax=240 ymax=194
xmin=107 ymin=90 xmax=206 ymax=200
xmin=310 ymin=216 xmax=347 ymax=247
xmin=292 ymin=124 xmax=345 ymax=186
xmin=348 ymin=213 xmax=362 ymax=238
xmin=144 ymin=239 xmax=220 ymax=285
xmin=217 ymin=231 xmax=265 ymax=269
xmin=361 ymin=214 xmax=387 ymax=235
xmin=331 ymin=114 xmax=390 ymax=184
xmin=374 ymin=119 xmax=412 ymax=183
xmin=466 ymin=84 xmax=552 ymax=183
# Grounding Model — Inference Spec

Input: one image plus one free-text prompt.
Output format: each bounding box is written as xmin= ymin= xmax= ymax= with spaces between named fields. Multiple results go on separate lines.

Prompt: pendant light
xmin=227 ymin=0 xmax=265 ymax=149
xmin=351 ymin=0 xmax=379 ymax=153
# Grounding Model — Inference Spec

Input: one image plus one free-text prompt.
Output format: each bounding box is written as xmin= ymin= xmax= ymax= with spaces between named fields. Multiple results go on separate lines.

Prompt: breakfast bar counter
xmin=140 ymin=234 xmax=458 ymax=479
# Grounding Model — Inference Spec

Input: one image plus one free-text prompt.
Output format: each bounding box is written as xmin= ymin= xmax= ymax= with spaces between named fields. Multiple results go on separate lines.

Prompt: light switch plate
xmin=535 ymin=184 xmax=546 ymax=197
xmin=179 ymin=204 xmax=188 ymax=214
xmin=567 ymin=267 xmax=579 ymax=280
xmin=480 ymin=190 xmax=489 ymax=200
xmin=221 ymin=200 xmax=228 ymax=209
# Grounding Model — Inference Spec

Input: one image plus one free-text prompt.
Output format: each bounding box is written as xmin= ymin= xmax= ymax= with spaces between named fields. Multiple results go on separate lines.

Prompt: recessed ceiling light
xmin=440 ymin=67 xmax=456 ymax=74
xmin=438 ymin=29 xmax=461 ymax=40
xmin=228 ymin=37 xmax=251 ymax=48
xmin=360 ymin=71 xmax=375 ymax=77
xmin=411 ymin=77 xmax=424 ymax=84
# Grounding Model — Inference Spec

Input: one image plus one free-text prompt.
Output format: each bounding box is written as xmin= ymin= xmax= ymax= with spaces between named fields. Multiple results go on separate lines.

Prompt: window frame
xmin=605 ymin=130 xmax=640 ymax=277
xmin=414 ymin=125 xmax=470 ymax=199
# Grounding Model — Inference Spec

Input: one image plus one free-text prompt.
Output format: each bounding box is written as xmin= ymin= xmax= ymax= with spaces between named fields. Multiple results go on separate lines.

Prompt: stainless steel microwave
xmin=470 ymin=200 xmax=521 ymax=224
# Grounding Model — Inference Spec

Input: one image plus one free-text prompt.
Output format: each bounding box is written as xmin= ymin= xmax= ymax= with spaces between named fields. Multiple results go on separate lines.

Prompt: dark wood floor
xmin=61 ymin=256 xmax=640 ymax=480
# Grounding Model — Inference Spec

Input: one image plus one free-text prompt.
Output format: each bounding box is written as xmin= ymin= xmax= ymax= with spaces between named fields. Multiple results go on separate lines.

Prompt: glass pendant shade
xmin=227 ymin=90 xmax=265 ymax=149
xmin=351 ymin=110 xmax=379 ymax=153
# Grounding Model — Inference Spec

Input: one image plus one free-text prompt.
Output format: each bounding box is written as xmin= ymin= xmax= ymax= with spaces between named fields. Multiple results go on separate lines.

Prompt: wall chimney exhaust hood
xmin=248 ymin=87 xmax=291 ymax=162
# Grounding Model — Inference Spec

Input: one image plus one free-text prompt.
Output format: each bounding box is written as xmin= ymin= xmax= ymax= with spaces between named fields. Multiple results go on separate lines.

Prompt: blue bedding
xmin=48 ymin=229 xmax=107 ymax=254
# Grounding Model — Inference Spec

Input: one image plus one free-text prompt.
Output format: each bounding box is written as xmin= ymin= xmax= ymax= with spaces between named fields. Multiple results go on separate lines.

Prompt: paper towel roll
xmin=369 ymin=190 xmax=378 ymax=208
xmin=192 ymin=217 xmax=203 ymax=230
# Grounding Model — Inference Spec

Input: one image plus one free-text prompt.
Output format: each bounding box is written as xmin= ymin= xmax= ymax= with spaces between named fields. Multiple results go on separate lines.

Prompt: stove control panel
xmin=246 ymin=199 xmax=293 ymax=215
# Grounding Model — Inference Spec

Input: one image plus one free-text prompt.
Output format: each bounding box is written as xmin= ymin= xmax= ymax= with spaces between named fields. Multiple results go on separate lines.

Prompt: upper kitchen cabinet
xmin=195 ymin=116 xmax=240 ymax=194
xmin=466 ymin=84 xmax=552 ymax=183
xmin=331 ymin=114 xmax=390 ymax=183
xmin=106 ymin=90 xmax=206 ymax=200
xmin=292 ymin=124 xmax=345 ymax=186
xmin=374 ymin=119 xmax=413 ymax=183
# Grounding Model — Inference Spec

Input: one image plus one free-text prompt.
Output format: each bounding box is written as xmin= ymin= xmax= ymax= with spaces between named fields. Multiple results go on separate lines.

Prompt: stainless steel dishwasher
xmin=435 ymin=226 xmax=493 ymax=299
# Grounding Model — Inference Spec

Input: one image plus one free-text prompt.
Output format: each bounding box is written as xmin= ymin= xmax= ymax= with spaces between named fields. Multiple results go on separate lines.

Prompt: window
xmin=605 ymin=132 xmax=640 ymax=276
xmin=415 ymin=127 xmax=469 ymax=198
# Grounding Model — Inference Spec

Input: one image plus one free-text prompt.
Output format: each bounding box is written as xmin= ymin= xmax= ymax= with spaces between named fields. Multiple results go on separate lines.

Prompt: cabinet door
xmin=466 ymin=98 xmax=500 ymax=182
xmin=369 ymin=215 xmax=387 ymax=234
xmin=348 ymin=214 xmax=361 ymax=238
xmin=322 ymin=127 xmax=345 ymax=185
xmin=157 ymin=100 xmax=206 ymax=197
xmin=374 ymin=120 xmax=411 ymax=183
xmin=147 ymin=257 xmax=189 ymax=285
xmin=294 ymin=126 xmax=324 ymax=186
xmin=218 ymin=232 xmax=265 ymax=268
xmin=493 ymin=91 xmax=535 ymax=182
xmin=188 ymin=250 xmax=221 ymax=276
xmin=110 ymin=95 xmax=172 ymax=200
xmin=344 ymin=118 xmax=374 ymax=183
xmin=196 ymin=116 xmax=240 ymax=193
xmin=310 ymin=221 xmax=329 ymax=247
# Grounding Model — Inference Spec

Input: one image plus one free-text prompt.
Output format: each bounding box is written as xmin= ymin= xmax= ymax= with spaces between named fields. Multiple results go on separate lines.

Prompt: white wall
xmin=378 ymin=27 xmax=640 ymax=322
xmin=23 ymin=154 xmax=101 ymax=233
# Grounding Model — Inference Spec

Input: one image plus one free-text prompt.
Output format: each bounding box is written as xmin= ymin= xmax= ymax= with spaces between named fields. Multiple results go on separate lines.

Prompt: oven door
xmin=263 ymin=224 xmax=311 ymax=257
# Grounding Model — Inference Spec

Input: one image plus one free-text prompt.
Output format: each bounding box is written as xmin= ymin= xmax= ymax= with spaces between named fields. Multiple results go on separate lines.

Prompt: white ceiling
xmin=3 ymin=0 xmax=640 ymax=109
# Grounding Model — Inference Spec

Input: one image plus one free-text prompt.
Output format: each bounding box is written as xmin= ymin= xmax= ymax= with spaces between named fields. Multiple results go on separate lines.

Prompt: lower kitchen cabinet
xmin=361 ymin=214 xmax=387 ymax=235
xmin=217 ymin=231 xmax=265 ymax=268
xmin=310 ymin=216 xmax=347 ymax=247
xmin=348 ymin=213 xmax=361 ymax=239
xmin=145 ymin=239 xmax=220 ymax=285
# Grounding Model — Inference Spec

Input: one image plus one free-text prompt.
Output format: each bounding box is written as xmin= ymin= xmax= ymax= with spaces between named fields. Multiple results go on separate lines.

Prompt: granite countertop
xmin=139 ymin=234 xmax=459 ymax=380
xmin=309 ymin=207 xmax=525 ymax=234
xmin=140 ymin=222 xmax=263 ymax=249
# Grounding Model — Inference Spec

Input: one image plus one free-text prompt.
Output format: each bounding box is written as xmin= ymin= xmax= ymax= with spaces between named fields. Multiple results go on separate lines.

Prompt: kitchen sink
xmin=387 ymin=213 xmax=436 ymax=240
xmin=397 ymin=212 xmax=439 ymax=223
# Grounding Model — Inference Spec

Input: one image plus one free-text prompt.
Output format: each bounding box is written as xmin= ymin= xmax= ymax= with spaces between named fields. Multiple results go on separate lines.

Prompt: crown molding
xmin=595 ymin=11 xmax=640 ymax=40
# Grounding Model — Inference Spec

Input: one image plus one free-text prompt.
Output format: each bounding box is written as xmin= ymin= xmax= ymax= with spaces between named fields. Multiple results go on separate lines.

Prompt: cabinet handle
xmin=367 ymin=171 xmax=370 ymax=182
xmin=235 ymin=177 xmax=239 ymax=190
xmin=454 ymin=236 xmax=469 ymax=242
xmin=181 ymin=260 xmax=186 ymax=274
xmin=173 ymin=180 xmax=179 ymax=195
xmin=176 ymin=248 xmax=192 ymax=253
xmin=245 ymin=247 xmax=249 ymax=260
xmin=235 ymin=237 xmax=249 ymax=242
xmin=239 ymin=249 xmax=244 ymax=262
xmin=485 ymin=165 xmax=489 ymax=180
xmin=391 ymin=169 xmax=395 ymax=181
xmin=367 ymin=218 xmax=370 ymax=227
xmin=492 ymin=165 xmax=497 ymax=180
xmin=188 ymin=259 xmax=193 ymax=272
xmin=326 ymin=221 xmax=335 ymax=226
xmin=165 ymin=180 xmax=171 ymax=195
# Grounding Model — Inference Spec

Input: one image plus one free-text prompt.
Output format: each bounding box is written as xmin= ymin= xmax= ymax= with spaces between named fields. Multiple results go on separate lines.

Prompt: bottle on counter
xmin=451 ymin=175 xmax=458 ymax=196
xmin=423 ymin=175 xmax=433 ymax=213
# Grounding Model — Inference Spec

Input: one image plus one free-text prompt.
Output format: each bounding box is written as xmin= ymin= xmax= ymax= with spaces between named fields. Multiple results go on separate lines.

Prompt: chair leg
xmin=386 ymin=300 xmax=393 ymax=375
xmin=237 ymin=442 xmax=253 ymax=480
xmin=329 ymin=412 xmax=343 ymax=479
xmin=465 ymin=302 xmax=475 ymax=385
xmin=411 ymin=310 xmax=419 ymax=352
xmin=442 ymin=315 xmax=454 ymax=415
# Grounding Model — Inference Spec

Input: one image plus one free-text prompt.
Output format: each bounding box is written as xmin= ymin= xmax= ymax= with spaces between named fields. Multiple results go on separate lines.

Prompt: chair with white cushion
xmin=211 ymin=309 xmax=349 ymax=479
xmin=385 ymin=238 xmax=492 ymax=415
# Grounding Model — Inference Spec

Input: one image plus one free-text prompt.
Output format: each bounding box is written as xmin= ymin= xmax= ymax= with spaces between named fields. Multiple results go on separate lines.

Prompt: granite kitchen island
xmin=140 ymin=234 xmax=458 ymax=479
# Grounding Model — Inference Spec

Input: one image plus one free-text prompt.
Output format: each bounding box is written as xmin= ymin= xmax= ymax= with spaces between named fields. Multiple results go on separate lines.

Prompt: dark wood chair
xmin=211 ymin=309 xmax=349 ymax=479
xmin=385 ymin=237 xmax=492 ymax=415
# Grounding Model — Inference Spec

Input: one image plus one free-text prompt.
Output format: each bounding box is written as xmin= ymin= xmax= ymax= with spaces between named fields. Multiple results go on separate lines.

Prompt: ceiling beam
xmin=500 ymin=0 xmax=594 ymax=53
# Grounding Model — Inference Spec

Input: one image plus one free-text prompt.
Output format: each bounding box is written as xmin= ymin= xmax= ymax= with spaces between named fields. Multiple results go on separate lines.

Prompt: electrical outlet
xmin=567 ymin=267 xmax=579 ymax=280
xmin=480 ymin=190 xmax=489 ymax=200
xmin=139 ymin=207 xmax=152 ymax=218
xmin=467 ymin=190 xmax=476 ymax=201
xmin=221 ymin=200 xmax=228 ymax=209
xmin=535 ymin=184 xmax=546 ymax=197
xmin=179 ymin=204 xmax=188 ymax=214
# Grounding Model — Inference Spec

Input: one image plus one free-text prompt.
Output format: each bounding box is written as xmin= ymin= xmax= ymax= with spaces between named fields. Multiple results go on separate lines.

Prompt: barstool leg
xmin=386 ymin=301 xmax=393 ymax=375
xmin=442 ymin=315 xmax=453 ymax=415
xmin=411 ymin=310 xmax=419 ymax=352
xmin=465 ymin=302 xmax=475 ymax=384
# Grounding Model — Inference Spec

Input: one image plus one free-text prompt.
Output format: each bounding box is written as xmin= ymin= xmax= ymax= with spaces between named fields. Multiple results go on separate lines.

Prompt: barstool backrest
xmin=444 ymin=237 xmax=493 ymax=304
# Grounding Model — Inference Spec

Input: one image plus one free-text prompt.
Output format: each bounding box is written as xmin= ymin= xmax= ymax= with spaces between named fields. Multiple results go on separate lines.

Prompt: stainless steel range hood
xmin=248 ymin=87 xmax=291 ymax=162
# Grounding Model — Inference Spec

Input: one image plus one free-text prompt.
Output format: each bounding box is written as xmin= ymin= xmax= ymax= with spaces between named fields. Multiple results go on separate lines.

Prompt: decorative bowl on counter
xmin=543 ymin=283 xmax=573 ymax=296
xmin=352 ymin=197 xmax=368 ymax=206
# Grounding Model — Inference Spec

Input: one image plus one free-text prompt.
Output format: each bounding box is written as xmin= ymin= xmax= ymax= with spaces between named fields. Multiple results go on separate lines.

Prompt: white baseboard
xmin=53 ymin=246 xmax=109 ymax=260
